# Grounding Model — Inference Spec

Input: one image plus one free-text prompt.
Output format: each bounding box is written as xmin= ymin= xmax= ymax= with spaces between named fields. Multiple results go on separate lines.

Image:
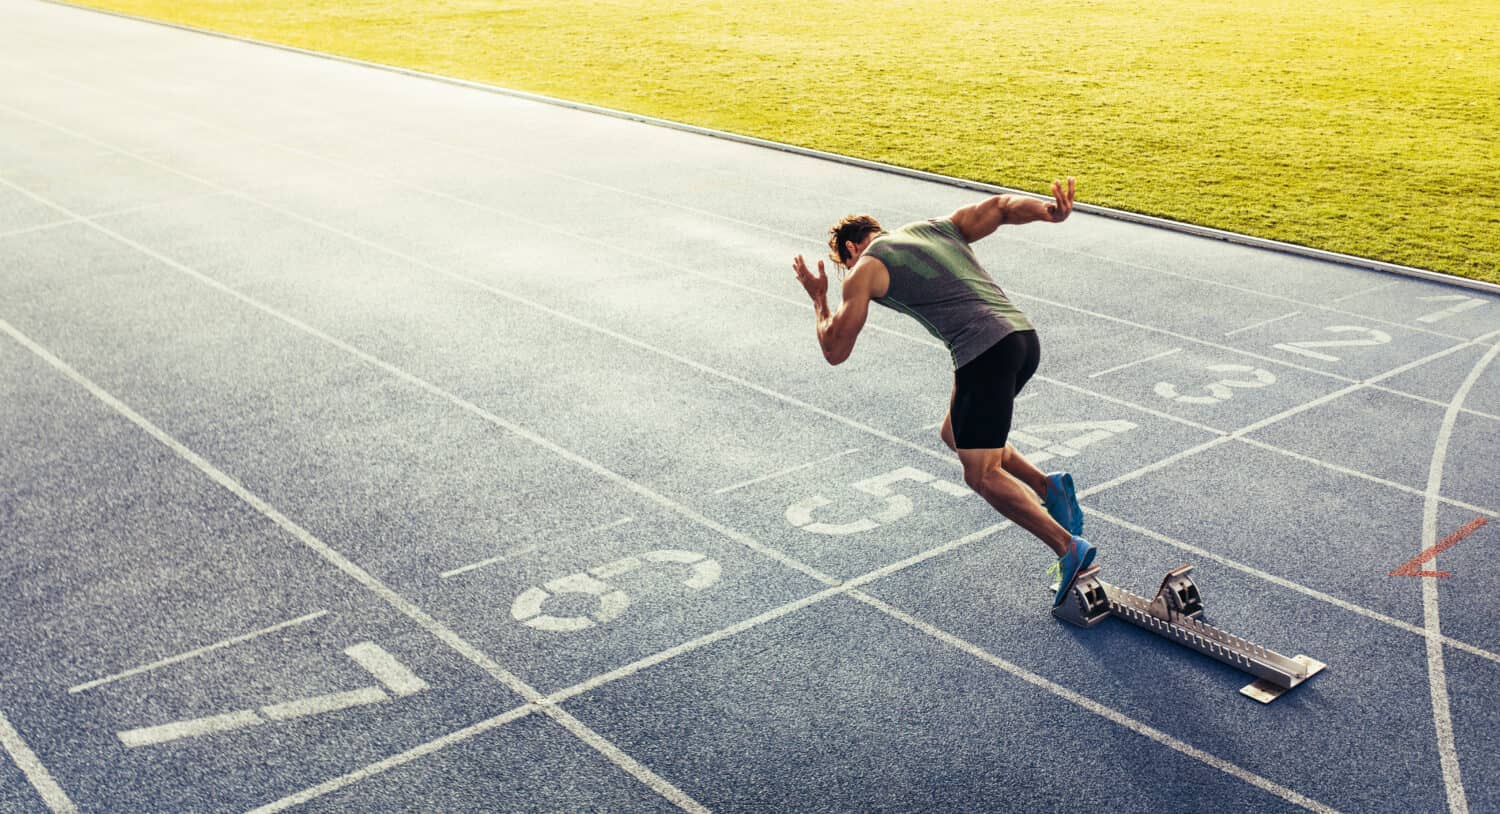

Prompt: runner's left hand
xmin=1045 ymin=177 xmax=1076 ymax=223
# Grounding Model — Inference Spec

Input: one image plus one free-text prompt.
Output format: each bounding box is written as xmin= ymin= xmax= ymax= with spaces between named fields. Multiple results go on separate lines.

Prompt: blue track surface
xmin=1 ymin=2 xmax=1498 ymax=812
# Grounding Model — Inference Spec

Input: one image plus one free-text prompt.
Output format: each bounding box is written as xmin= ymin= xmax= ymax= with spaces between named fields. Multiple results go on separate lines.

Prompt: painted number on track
xmin=1155 ymin=364 xmax=1276 ymax=404
xmin=1008 ymin=420 xmax=1137 ymax=465
xmin=1273 ymin=325 xmax=1392 ymax=362
xmin=786 ymin=466 xmax=967 ymax=535
xmin=511 ymin=550 xmax=721 ymax=632
xmin=1416 ymin=295 xmax=1486 ymax=324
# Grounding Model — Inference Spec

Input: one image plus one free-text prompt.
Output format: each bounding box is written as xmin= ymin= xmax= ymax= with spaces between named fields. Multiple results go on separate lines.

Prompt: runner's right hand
xmin=792 ymin=255 xmax=828 ymax=300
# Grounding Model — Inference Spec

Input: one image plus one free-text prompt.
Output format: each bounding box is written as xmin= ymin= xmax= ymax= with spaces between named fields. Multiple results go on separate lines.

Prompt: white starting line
xmin=439 ymin=516 xmax=634 ymax=580
xmin=69 ymin=610 xmax=329 ymax=695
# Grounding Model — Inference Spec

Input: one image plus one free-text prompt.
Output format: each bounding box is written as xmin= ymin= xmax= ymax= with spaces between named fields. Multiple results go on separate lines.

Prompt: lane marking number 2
xmin=511 ymin=550 xmax=721 ymax=632
xmin=1273 ymin=325 xmax=1392 ymax=362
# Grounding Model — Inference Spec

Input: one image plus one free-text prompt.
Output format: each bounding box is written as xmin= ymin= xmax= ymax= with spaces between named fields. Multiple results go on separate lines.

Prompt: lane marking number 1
xmin=1416 ymin=295 xmax=1486 ymax=324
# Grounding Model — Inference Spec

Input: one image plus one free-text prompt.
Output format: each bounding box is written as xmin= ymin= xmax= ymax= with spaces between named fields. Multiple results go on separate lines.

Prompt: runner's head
xmin=827 ymin=215 xmax=884 ymax=270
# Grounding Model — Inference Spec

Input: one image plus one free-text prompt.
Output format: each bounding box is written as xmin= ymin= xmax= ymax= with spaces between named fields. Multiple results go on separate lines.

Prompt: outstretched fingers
xmin=1049 ymin=177 xmax=1075 ymax=222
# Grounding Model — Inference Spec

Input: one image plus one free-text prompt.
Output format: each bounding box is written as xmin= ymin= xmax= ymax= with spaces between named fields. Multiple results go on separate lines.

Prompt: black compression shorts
xmin=950 ymin=330 xmax=1040 ymax=450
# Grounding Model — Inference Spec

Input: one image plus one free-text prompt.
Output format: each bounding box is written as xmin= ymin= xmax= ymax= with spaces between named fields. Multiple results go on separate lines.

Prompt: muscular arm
xmin=949 ymin=177 xmax=1076 ymax=243
xmin=793 ymin=255 xmax=889 ymax=366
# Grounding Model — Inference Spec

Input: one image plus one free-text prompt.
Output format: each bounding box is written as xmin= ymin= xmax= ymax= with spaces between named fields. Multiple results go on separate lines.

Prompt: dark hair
xmin=827 ymin=215 xmax=884 ymax=268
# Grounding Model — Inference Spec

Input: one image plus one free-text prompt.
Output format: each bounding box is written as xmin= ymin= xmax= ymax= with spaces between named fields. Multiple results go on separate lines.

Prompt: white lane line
xmin=0 ymin=710 xmax=77 ymax=814
xmin=345 ymin=642 xmax=429 ymax=696
xmin=0 ymin=318 xmax=706 ymax=813
xmin=1012 ymin=290 xmax=1358 ymax=383
xmin=1033 ymin=374 xmax=1225 ymax=435
xmin=547 ymin=584 xmax=852 ymax=705
xmin=1417 ymin=328 xmax=1500 ymax=814
xmin=118 ymin=710 xmax=264 ymax=748
xmin=1368 ymin=383 xmax=1500 ymax=424
xmin=0 ymin=189 xmax=236 ymax=242
xmin=1087 ymin=347 xmax=1182 ymax=378
xmin=69 ymin=610 xmax=329 ymax=694
xmin=1236 ymin=437 xmax=1498 ymax=521
xmin=1077 ymin=437 xmax=1230 ymax=499
xmin=440 ymin=544 xmax=541 ymax=580
xmin=1329 ymin=280 xmax=1401 ymax=303
xmin=260 ymin=687 xmax=390 ymax=722
xmin=850 ymin=592 xmax=1342 ymax=814
xmin=245 ymin=703 xmax=537 ymax=814
xmin=712 ymin=448 xmax=860 ymax=494
xmin=0 ymin=216 xmax=81 ymax=241
xmin=1223 ymin=311 xmax=1303 ymax=337
xmin=1087 ymin=509 xmax=1500 ymax=667
xmin=440 ymin=516 xmax=633 ymax=580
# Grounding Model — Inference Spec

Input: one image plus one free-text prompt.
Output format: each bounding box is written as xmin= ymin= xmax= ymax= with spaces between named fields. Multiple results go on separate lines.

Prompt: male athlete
xmin=792 ymin=178 xmax=1095 ymax=606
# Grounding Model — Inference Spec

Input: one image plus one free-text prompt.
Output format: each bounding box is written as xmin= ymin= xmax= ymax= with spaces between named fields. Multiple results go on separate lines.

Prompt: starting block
xmin=1053 ymin=564 xmax=1325 ymax=703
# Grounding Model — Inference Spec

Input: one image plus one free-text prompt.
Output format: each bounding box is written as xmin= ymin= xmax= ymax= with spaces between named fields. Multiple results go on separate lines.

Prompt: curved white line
xmin=1420 ymin=328 xmax=1500 ymax=814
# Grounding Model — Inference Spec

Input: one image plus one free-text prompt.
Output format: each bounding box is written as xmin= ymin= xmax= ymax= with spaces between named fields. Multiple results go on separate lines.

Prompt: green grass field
xmin=76 ymin=0 xmax=1500 ymax=284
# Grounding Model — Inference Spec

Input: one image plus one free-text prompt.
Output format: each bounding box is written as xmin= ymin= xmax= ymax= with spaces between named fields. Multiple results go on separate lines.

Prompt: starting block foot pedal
xmin=1150 ymin=565 xmax=1203 ymax=621
xmin=1052 ymin=565 xmax=1107 ymax=627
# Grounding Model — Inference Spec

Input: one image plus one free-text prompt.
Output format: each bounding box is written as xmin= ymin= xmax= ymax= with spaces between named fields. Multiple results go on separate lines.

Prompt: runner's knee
xmin=972 ymin=463 xmax=1026 ymax=506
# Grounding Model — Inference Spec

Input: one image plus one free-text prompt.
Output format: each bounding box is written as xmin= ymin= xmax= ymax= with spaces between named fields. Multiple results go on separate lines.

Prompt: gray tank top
xmin=865 ymin=218 xmax=1033 ymax=369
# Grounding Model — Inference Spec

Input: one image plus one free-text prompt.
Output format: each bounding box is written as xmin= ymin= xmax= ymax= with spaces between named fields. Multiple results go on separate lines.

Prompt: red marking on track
xmin=1389 ymin=517 xmax=1488 ymax=578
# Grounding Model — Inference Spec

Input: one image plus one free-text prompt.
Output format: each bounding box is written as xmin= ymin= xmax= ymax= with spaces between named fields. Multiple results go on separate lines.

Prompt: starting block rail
xmin=1053 ymin=564 xmax=1325 ymax=703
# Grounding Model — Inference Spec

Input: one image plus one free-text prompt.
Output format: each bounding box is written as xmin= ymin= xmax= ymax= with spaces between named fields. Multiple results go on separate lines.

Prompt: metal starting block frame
xmin=1053 ymin=564 xmax=1325 ymax=703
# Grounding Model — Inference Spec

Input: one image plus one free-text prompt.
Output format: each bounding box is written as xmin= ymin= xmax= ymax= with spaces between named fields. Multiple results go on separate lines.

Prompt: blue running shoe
xmin=1050 ymin=536 xmax=1097 ymax=607
xmin=1043 ymin=472 xmax=1084 ymax=536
